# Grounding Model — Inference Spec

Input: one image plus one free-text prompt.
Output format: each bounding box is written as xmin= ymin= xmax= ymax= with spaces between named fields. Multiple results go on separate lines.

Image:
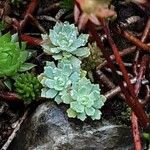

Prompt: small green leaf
xmin=67 ymin=108 xmax=77 ymax=118
xmin=143 ymin=133 xmax=150 ymax=141
xmin=18 ymin=63 xmax=36 ymax=72
xmin=41 ymin=88 xmax=58 ymax=98
xmin=73 ymin=47 xmax=90 ymax=57
xmin=91 ymin=110 xmax=102 ymax=120
xmin=61 ymin=92 xmax=73 ymax=104
xmin=70 ymin=101 xmax=84 ymax=113
xmin=77 ymin=112 xmax=86 ymax=121
xmin=4 ymin=79 xmax=13 ymax=91
xmin=55 ymin=95 xmax=63 ymax=104
xmin=85 ymin=107 xmax=95 ymax=116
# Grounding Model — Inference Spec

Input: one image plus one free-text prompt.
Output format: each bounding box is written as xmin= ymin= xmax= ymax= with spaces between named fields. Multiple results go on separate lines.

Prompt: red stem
xmin=0 ymin=91 xmax=21 ymax=101
xmin=21 ymin=34 xmax=42 ymax=46
xmin=131 ymin=55 xmax=150 ymax=150
xmin=131 ymin=112 xmax=142 ymax=150
xmin=88 ymin=21 xmax=149 ymax=128
xmin=23 ymin=0 xmax=38 ymax=17
xmin=102 ymin=20 xmax=137 ymax=99
xmin=116 ymin=29 xmax=150 ymax=53
xmin=131 ymin=18 xmax=150 ymax=150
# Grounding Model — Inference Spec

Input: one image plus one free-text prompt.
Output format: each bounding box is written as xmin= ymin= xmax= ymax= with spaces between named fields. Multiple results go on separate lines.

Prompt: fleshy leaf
xmin=91 ymin=109 xmax=102 ymax=120
xmin=72 ymin=47 xmax=90 ymax=57
xmin=85 ymin=107 xmax=95 ymax=116
xmin=77 ymin=112 xmax=86 ymax=121
xmin=18 ymin=63 xmax=36 ymax=72
xmin=61 ymin=92 xmax=73 ymax=104
xmin=67 ymin=108 xmax=77 ymax=118
xmin=70 ymin=101 xmax=84 ymax=113
xmin=42 ymin=88 xmax=58 ymax=98
xmin=54 ymin=95 xmax=63 ymax=104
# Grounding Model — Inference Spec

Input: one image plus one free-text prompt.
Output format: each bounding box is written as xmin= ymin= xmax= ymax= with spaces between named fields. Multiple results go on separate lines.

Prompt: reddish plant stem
xmin=97 ymin=70 xmax=125 ymax=99
xmin=131 ymin=112 xmax=142 ymax=150
xmin=38 ymin=2 xmax=60 ymax=15
xmin=135 ymin=55 xmax=149 ymax=95
xmin=97 ymin=46 xmax=136 ymax=69
xmin=102 ymin=20 xmax=138 ymax=101
xmin=23 ymin=0 xmax=38 ymax=17
xmin=88 ymin=21 xmax=149 ymax=128
xmin=131 ymin=18 xmax=150 ymax=149
xmin=132 ymin=55 xmax=150 ymax=150
xmin=133 ymin=17 xmax=150 ymax=75
xmin=141 ymin=18 xmax=150 ymax=43
xmin=0 ymin=91 xmax=21 ymax=102
xmin=21 ymin=34 xmax=42 ymax=46
xmin=13 ymin=0 xmax=38 ymax=32
xmin=104 ymin=77 xmax=138 ymax=100
xmin=116 ymin=28 xmax=150 ymax=53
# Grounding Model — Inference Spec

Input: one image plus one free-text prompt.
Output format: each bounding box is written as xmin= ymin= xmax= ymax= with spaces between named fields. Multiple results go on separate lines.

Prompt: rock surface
xmin=9 ymin=101 xmax=134 ymax=150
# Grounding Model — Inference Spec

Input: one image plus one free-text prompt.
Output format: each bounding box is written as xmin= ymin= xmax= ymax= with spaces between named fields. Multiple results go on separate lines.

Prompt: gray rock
xmin=9 ymin=101 xmax=134 ymax=150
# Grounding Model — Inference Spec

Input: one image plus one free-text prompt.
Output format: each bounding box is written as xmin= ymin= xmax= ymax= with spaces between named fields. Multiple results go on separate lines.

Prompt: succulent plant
xmin=143 ymin=133 xmax=150 ymax=141
xmin=38 ymin=61 xmax=80 ymax=104
xmin=0 ymin=21 xmax=6 ymax=34
xmin=65 ymin=77 xmax=106 ymax=121
xmin=0 ymin=33 xmax=28 ymax=77
xmin=60 ymin=0 xmax=74 ymax=11
xmin=14 ymin=73 xmax=42 ymax=104
xmin=11 ymin=0 xmax=21 ymax=6
xmin=39 ymin=22 xmax=106 ymax=121
xmin=41 ymin=22 xmax=90 ymax=61
xmin=82 ymin=43 xmax=105 ymax=71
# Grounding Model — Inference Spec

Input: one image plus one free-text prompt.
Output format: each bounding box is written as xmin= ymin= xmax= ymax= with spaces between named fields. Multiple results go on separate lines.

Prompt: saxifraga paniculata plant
xmin=66 ymin=77 xmax=106 ymax=121
xmin=39 ymin=22 xmax=106 ymax=121
xmin=38 ymin=61 xmax=80 ymax=104
xmin=15 ymin=73 xmax=42 ymax=104
xmin=41 ymin=21 xmax=90 ymax=68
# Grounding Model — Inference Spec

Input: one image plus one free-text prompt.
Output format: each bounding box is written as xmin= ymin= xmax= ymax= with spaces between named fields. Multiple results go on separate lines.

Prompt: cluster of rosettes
xmin=39 ymin=61 xmax=105 ymax=121
xmin=15 ymin=73 xmax=42 ymax=104
xmin=40 ymin=22 xmax=106 ymax=121
xmin=0 ymin=33 xmax=28 ymax=77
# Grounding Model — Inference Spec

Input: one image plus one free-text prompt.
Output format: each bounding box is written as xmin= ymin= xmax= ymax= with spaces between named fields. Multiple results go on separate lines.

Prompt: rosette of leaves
xmin=82 ymin=43 xmax=105 ymax=71
xmin=41 ymin=22 xmax=90 ymax=65
xmin=38 ymin=61 xmax=80 ymax=104
xmin=14 ymin=73 xmax=42 ymax=104
xmin=0 ymin=33 xmax=28 ymax=77
xmin=65 ymin=77 xmax=106 ymax=121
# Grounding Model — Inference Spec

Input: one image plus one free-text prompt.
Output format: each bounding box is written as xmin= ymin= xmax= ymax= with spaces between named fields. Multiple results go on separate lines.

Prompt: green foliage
xmin=15 ymin=73 xmax=42 ymax=104
xmin=143 ymin=132 xmax=150 ymax=150
xmin=0 ymin=33 xmax=28 ymax=77
xmin=82 ymin=43 xmax=105 ymax=71
xmin=120 ymin=107 xmax=131 ymax=123
xmin=0 ymin=21 xmax=6 ymax=34
xmin=11 ymin=0 xmax=21 ymax=6
xmin=60 ymin=0 xmax=74 ymax=11
xmin=143 ymin=133 xmax=150 ymax=141
xmin=40 ymin=22 xmax=106 ymax=121
xmin=66 ymin=77 xmax=106 ymax=121
xmin=41 ymin=22 xmax=90 ymax=62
